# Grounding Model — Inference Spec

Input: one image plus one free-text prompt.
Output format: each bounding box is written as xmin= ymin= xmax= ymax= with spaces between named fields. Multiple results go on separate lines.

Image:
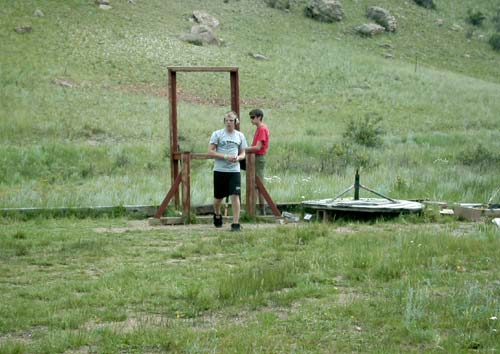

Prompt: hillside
xmin=1 ymin=0 xmax=499 ymax=208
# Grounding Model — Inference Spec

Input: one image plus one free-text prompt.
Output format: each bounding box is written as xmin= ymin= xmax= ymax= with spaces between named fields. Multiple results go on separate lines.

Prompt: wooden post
xmin=181 ymin=152 xmax=191 ymax=220
xmin=168 ymin=69 xmax=180 ymax=208
xmin=354 ymin=169 xmax=360 ymax=201
xmin=230 ymin=70 xmax=240 ymax=127
xmin=246 ymin=154 xmax=256 ymax=217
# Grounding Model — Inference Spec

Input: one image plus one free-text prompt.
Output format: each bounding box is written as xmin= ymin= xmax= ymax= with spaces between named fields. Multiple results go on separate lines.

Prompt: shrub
xmin=413 ymin=0 xmax=436 ymax=10
xmin=319 ymin=142 xmax=379 ymax=174
xmin=489 ymin=33 xmax=500 ymax=51
xmin=492 ymin=6 xmax=500 ymax=31
xmin=343 ymin=114 xmax=385 ymax=148
xmin=457 ymin=144 xmax=500 ymax=168
xmin=264 ymin=0 xmax=291 ymax=10
xmin=467 ymin=9 xmax=486 ymax=26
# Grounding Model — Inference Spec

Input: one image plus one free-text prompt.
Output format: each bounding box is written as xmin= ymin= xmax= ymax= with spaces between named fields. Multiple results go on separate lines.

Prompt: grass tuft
xmin=218 ymin=261 xmax=298 ymax=304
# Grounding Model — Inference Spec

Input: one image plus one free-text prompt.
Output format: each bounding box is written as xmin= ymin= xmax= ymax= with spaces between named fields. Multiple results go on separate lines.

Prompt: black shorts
xmin=214 ymin=171 xmax=241 ymax=199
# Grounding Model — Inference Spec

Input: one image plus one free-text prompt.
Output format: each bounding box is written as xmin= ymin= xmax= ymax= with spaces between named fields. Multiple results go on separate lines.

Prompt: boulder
xmin=305 ymin=0 xmax=344 ymax=22
xmin=33 ymin=9 xmax=44 ymax=17
xmin=249 ymin=53 xmax=269 ymax=60
xmin=192 ymin=11 xmax=219 ymax=29
xmin=355 ymin=23 xmax=385 ymax=36
xmin=180 ymin=25 xmax=220 ymax=46
xmin=366 ymin=6 xmax=397 ymax=32
xmin=14 ymin=25 xmax=32 ymax=33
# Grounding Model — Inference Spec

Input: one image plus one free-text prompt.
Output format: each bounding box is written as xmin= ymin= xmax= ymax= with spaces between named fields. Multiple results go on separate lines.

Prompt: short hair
xmin=249 ymin=109 xmax=264 ymax=120
xmin=224 ymin=111 xmax=238 ymax=120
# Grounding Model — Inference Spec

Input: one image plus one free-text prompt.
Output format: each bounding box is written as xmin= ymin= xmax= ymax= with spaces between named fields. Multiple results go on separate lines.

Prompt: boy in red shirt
xmin=245 ymin=109 xmax=269 ymax=215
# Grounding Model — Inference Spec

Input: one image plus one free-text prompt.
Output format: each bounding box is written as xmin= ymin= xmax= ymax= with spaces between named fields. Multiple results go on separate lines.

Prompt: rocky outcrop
xmin=366 ymin=6 xmax=397 ymax=32
xmin=180 ymin=25 xmax=220 ymax=46
xmin=305 ymin=0 xmax=344 ymax=22
xmin=181 ymin=11 xmax=221 ymax=46
xmin=191 ymin=11 xmax=219 ymax=29
xmin=355 ymin=23 xmax=385 ymax=36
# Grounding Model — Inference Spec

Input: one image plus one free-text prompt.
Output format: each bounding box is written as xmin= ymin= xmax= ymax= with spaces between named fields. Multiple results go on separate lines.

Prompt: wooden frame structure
xmin=154 ymin=66 xmax=280 ymax=221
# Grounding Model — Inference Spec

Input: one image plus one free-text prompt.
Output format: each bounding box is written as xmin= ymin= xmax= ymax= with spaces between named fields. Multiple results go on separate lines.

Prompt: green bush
xmin=343 ymin=115 xmax=385 ymax=148
xmin=413 ymin=0 xmax=436 ymax=10
xmin=319 ymin=142 xmax=379 ymax=174
xmin=489 ymin=33 xmax=500 ymax=51
xmin=457 ymin=144 xmax=500 ymax=168
xmin=467 ymin=9 xmax=486 ymax=26
xmin=492 ymin=6 xmax=500 ymax=31
xmin=264 ymin=0 xmax=291 ymax=10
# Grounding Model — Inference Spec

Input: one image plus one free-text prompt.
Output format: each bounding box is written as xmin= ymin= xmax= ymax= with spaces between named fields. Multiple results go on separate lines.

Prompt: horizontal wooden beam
xmin=168 ymin=66 xmax=238 ymax=73
xmin=173 ymin=152 xmax=212 ymax=160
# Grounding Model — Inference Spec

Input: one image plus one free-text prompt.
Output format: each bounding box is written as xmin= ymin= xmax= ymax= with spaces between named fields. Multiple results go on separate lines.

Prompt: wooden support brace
xmin=255 ymin=176 xmax=281 ymax=217
xmin=154 ymin=171 xmax=182 ymax=218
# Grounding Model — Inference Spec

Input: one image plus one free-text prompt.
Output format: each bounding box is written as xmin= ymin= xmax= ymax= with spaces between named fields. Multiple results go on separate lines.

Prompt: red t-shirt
xmin=252 ymin=124 xmax=269 ymax=155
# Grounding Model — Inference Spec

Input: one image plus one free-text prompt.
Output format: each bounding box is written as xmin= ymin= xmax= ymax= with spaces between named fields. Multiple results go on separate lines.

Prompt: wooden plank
xmin=255 ymin=176 xmax=281 ymax=217
xmin=154 ymin=172 xmax=182 ymax=218
xmin=168 ymin=66 xmax=238 ymax=72
xmin=0 ymin=203 xmax=300 ymax=218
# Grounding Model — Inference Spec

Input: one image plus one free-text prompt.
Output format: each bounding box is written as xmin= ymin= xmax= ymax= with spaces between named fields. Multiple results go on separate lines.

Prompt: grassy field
xmin=1 ymin=2 xmax=500 ymax=352
xmin=1 ymin=216 xmax=499 ymax=353
xmin=1 ymin=0 xmax=499 ymax=208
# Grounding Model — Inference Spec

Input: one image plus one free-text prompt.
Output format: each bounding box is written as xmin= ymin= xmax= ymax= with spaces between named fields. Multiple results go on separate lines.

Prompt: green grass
xmin=1 ymin=0 xmax=500 ymax=208
xmin=1 ymin=3 xmax=499 ymax=351
xmin=0 ymin=217 xmax=498 ymax=353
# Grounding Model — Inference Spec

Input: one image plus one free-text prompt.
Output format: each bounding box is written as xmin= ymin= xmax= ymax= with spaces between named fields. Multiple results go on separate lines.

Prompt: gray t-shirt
xmin=209 ymin=128 xmax=248 ymax=172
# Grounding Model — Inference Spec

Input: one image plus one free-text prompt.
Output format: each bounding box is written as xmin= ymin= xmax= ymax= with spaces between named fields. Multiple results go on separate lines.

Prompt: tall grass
xmin=1 ymin=0 xmax=499 ymax=208
xmin=1 ymin=217 xmax=498 ymax=352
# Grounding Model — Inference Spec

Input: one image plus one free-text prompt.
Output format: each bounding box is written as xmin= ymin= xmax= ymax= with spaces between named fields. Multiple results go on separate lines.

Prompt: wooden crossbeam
xmin=154 ymin=172 xmax=182 ymax=218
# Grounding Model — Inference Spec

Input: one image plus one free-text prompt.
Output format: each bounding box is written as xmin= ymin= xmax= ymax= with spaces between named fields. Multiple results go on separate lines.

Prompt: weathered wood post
xmin=245 ymin=153 xmax=256 ymax=217
xmin=168 ymin=68 xmax=180 ymax=208
xmin=181 ymin=152 xmax=191 ymax=220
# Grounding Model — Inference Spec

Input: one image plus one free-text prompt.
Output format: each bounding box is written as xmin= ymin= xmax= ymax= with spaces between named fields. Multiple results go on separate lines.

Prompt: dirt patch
xmin=110 ymin=83 xmax=279 ymax=108
xmin=64 ymin=347 xmax=91 ymax=354
xmin=0 ymin=327 xmax=48 ymax=346
xmin=84 ymin=314 xmax=170 ymax=333
xmin=334 ymin=226 xmax=357 ymax=234
xmin=93 ymin=220 xmax=160 ymax=234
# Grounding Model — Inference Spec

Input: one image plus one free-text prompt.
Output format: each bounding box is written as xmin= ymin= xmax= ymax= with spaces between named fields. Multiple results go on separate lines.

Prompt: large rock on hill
xmin=180 ymin=24 xmax=220 ymax=46
xmin=305 ymin=0 xmax=344 ymax=22
xmin=191 ymin=11 xmax=219 ymax=29
xmin=367 ymin=6 xmax=397 ymax=32
xmin=355 ymin=23 xmax=385 ymax=36
xmin=181 ymin=11 xmax=221 ymax=46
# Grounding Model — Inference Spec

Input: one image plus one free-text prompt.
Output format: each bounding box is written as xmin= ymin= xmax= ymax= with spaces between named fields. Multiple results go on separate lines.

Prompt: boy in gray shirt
xmin=208 ymin=111 xmax=248 ymax=231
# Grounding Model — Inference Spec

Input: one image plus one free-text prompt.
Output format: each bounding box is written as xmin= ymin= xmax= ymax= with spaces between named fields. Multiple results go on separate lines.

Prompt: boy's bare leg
xmin=214 ymin=198 xmax=223 ymax=215
xmin=230 ymin=194 xmax=240 ymax=224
